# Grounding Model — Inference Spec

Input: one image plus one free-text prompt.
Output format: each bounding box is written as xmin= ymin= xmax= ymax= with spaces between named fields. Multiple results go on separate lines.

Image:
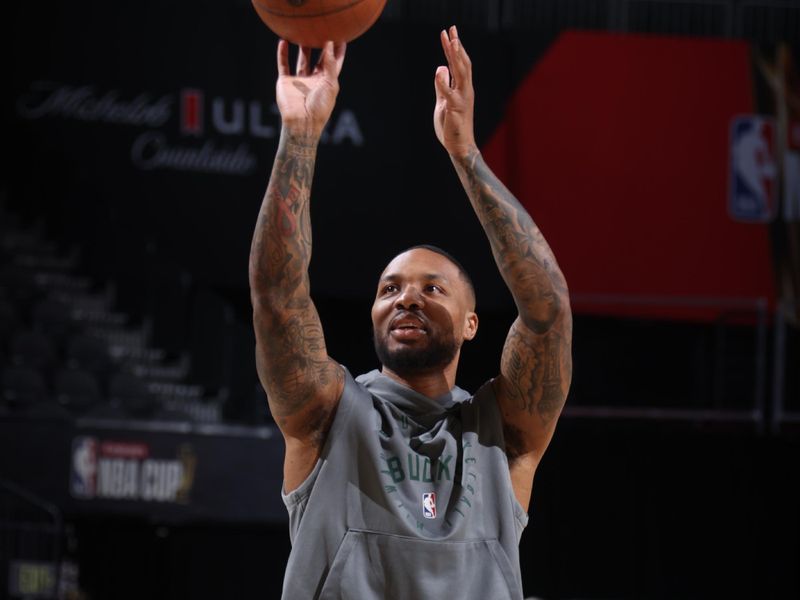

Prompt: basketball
xmin=251 ymin=0 xmax=387 ymax=48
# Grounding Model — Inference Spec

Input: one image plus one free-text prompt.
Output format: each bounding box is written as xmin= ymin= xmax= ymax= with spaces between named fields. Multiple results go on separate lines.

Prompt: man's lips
xmin=390 ymin=314 xmax=427 ymax=331
xmin=390 ymin=327 xmax=427 ymax=341
xmin=389 ymin=314 xmax=428 ymax=340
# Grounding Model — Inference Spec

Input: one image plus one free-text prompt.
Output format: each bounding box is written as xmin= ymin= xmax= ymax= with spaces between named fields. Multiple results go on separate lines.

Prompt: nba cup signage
xmin=729 ymin=115 xmax=778 ymax=223
xmin=70 ymin=436 xmax=196 ymax=504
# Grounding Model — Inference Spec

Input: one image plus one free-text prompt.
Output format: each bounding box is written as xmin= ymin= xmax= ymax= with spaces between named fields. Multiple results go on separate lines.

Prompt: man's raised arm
xmin=249 ymin=40 xmax=346 ymax=490
xmin=433 ymin=27 xmax=572 ymax=509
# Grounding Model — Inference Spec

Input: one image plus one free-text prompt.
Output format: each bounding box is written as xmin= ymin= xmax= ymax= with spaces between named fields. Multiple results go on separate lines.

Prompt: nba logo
xmin=729 ymin=115 xmax=777 ymax=222
xmin=70 ymin=436 xmax=98 ymax=499
xmin=422 ymin=492 xmax=437 ymax=519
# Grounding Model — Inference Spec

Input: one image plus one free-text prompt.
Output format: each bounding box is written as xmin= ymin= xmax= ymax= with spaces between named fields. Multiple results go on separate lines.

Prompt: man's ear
xmin=463 ymin=311 xmax=478 ymax=341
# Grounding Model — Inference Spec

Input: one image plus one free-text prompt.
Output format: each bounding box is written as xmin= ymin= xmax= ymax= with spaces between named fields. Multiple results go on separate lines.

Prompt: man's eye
xmin=383 ymin=285 xmax=398 ymax=294
xmin=426 ymin=285 xmax=442 ymax=293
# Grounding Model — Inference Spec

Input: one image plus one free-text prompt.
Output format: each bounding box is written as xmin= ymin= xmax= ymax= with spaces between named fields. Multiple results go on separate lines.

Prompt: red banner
xmin=482 ymin=31 xmax=775 ymax=320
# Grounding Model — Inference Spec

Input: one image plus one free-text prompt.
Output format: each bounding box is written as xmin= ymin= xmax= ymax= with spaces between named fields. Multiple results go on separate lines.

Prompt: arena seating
xmin=0 ymin=205 xmax=225 ymax=425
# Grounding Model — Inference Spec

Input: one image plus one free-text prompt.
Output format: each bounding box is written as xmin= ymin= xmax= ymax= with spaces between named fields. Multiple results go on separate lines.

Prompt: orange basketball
xmin=251 ymin=0 xmax=388 ymax=48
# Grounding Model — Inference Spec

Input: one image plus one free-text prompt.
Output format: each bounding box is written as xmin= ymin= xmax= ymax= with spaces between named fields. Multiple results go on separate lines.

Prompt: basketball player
xmin=249 ymin=26 xmax=572 ymax=599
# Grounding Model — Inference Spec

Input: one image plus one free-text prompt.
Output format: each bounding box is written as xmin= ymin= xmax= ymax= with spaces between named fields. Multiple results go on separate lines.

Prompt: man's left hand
xmin=433 ymin=25 xmax=477 ymax=159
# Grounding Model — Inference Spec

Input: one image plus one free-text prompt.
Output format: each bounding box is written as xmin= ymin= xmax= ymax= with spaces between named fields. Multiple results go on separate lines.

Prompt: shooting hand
xmin=276 ymin=40 xmax=346 ymax=139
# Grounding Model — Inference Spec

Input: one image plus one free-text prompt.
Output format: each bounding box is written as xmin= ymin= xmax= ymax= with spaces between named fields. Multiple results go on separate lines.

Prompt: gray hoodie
xmin=281 ymin=368 xmax=528 ymax=599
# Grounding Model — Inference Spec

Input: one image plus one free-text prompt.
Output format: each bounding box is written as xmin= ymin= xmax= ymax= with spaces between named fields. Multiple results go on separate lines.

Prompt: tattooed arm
xmin=249 ymin=40 xmax=346 ymax=492
xmin=434 ymin=27 xmax=572 ymax=510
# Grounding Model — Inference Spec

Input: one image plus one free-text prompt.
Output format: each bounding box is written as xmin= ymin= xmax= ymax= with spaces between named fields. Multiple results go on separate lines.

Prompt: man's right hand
xmin=249 ymin=39 xmax=347 ymax=492
xmin=276 ymin=40 xmax=346 ymax=138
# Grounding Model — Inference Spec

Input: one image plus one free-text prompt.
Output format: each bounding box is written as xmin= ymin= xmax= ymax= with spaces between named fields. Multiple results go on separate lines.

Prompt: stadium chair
xmin=0 ymin=298 xmax=21 ymax=365
xmin=54 ymin=368 xmax=102 ymax=415
xmin=23 ymin=400 xmax=72 ymax=420
xmin=32 ymin=298 xmax=75 ymax=346
xmin=108 ymin=371 xmax=157 ymax=419
xmin=0 ymin=265 xmax=41 ymax=315
xmin=0 ymin=297 xmax=21 ymax=340
xmin=82 ymin=402 xmax=130 ymax=420
xmin=10 ymin=330 xmax=57 ymax=372
xmin=152 ymin=407 xmax=193 ymax=422
xmin=65 ymin=334 xmax=112 ymax=379
xmin=1 ymin=366 xmax=49 ymax=411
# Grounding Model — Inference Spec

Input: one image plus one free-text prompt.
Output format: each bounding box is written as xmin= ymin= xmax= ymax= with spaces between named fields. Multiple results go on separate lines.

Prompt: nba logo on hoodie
xmin=422 ymin=492 xmax=437 ymax=519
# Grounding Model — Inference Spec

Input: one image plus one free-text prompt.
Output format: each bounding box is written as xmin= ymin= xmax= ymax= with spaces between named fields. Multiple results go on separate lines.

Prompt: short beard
xmin=373 ymin=329 xmax=459 ymax=377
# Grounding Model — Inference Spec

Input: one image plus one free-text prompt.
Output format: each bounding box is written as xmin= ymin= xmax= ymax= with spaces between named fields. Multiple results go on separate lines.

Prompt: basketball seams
xmin=252 ymin=0 xmax=367 ymax=19
xmin=251 ymin=0 xmax=386 ymax=47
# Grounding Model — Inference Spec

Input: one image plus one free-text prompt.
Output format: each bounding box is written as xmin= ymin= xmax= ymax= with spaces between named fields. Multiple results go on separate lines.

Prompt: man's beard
xmin=373 ymin=326 xmax=459 ymax=376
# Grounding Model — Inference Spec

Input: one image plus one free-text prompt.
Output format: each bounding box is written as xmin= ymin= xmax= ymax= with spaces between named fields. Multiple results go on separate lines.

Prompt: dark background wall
xmin=4 ymin=1 xmax=800 ymax=598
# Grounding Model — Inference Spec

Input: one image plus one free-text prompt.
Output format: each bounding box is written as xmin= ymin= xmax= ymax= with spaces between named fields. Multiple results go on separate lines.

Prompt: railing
xmin=379 ymin=0 xmax=800 ymax=42
xmin=564 ymin=294 xmax=771 ymax=429
xmin=0 ymin=479 xmax=63 ymax=600
xmin=771 ymin=300 xmax=799 ymax=433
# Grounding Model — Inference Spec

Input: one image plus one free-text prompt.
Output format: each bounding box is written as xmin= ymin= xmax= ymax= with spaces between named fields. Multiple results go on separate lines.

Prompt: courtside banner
xmin=0 ymin=420 xmax=286 ymax=523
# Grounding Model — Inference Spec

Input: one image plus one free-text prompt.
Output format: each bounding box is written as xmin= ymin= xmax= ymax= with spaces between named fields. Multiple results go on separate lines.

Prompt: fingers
xmin=440 ymin=25 xmax=471 ymax=90
xmin=333 ymin=41 xmax=347 ymax=75
xmin=280 ymin=38 xmax=345 ymax=79
xmin=434 ymin=66 xmax=451 ymax=101
xmin=439 ymin=29 xmax=454 ymax=88
xmin=317 ymin=41 xmax=347 ymax=78
xmin=296 ymin=45 xmax=312 ymax=76
xmin=277 ymin=39 xmax=290 ymax=77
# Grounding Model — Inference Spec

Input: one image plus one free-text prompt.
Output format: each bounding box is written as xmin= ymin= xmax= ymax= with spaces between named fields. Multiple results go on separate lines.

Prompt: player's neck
xmin=381 ymin=359 xmax=459 ymax=399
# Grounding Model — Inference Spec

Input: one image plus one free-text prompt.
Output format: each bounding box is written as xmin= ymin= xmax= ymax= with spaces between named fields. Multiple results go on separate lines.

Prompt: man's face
xmin=371 ymin=248 xmax=478 ymax=377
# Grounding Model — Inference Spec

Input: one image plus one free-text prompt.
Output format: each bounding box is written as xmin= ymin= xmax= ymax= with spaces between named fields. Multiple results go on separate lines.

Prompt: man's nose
xmin=395 ymin=286 xmax=424 ymax=310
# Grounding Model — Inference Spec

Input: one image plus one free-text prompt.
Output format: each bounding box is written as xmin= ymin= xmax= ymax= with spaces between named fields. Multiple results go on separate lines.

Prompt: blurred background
xmin=3 ymin=0 xmax=799 ymax=598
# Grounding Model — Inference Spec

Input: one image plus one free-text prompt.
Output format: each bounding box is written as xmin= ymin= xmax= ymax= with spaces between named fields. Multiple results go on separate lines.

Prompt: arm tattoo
xmin=249 ymin=131 xmax=341 ymax=428
xmin=453 ymin=148 xmax=568 ymax=334
xmin=501 ymin=320 xmax=569 ymax=424
xmin=452 ymin=149 xmax=572 ymax=454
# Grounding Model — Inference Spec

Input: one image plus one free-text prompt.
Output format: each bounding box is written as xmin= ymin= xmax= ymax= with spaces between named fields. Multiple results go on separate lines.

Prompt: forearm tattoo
xmin=454 ymin=148 xmax=568 ymax=334
xmin=249 ymin=132 xmax=342 ymax=425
